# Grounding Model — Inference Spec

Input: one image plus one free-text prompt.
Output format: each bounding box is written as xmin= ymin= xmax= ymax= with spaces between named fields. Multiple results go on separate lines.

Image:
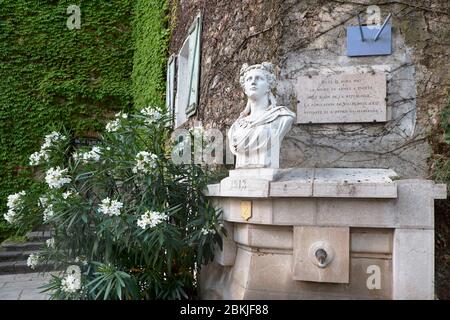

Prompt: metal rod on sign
xmin=374 ymin=13 xmax=392 ymax=41
xmin=357 ymin=13 xmax=365 ymax=42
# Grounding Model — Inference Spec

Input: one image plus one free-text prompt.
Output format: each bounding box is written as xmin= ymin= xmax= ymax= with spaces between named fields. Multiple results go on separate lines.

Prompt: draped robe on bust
xmin=228 ymin=106 xmax=295 ymax=168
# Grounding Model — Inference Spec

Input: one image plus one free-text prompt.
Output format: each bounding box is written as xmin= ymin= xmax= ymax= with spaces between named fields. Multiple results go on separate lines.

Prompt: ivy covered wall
xmin=132 ymin=0 xmax=170 ymax=109
xmin=0 ymin=0 xmax=170 ymax=240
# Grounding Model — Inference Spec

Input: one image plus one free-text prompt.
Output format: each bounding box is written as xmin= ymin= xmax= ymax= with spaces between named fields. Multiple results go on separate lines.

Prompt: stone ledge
xmin=270 ymin=180 xmax=313 ymax=197
xmin=210 ymin=168 xmax=404 ymax=199
xmin=313 ymin=181 xmax=397 ymax=198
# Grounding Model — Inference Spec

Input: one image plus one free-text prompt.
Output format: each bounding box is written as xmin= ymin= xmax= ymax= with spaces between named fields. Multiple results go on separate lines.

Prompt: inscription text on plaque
xmin=296 ymin=72 xmax=387 ymax=124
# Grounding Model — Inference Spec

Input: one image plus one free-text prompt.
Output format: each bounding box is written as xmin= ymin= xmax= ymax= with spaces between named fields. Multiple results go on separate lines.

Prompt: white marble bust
xmin=228 ymin=62 xmax=295 ymax=169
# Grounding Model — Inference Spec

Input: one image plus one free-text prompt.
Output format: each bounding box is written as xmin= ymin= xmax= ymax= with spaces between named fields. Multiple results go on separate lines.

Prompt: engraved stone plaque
xmin=220 ymin=177 xmax=270 ymax=197
xmin=296 ymin=72 xmax=387 ymax=124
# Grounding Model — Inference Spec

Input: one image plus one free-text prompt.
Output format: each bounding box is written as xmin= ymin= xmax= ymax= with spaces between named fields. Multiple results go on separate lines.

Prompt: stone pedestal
xmin=200 ymin=168 xmax=447 ymax=300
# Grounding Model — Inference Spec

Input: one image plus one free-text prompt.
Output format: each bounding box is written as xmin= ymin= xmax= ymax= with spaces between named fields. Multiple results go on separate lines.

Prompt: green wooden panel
xmin=186 ymin=13 xmax=202 ymax=117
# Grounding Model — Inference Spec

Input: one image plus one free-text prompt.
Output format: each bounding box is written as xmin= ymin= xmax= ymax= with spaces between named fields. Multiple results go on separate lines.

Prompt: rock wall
xmin=169 ymin=0 xmax=449 ymax=178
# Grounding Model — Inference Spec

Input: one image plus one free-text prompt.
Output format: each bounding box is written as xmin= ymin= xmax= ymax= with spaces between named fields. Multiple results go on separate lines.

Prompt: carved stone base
xmin=200 ymin=169 xmax=447 ymax=300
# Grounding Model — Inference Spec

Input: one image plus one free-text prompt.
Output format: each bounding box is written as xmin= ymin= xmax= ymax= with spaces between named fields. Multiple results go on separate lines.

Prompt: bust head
xmin=240 ymin=62 xmax=276 ymax=95
xmin=239 ymin=62 xmax=278 ymax=115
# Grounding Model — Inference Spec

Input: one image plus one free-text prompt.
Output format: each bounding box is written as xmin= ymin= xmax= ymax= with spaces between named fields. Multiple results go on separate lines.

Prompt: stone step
xmin=1 ymin=242 xmax=45 ymax=252
xmin=0 ymin=261 xmax=56 ymax=275
xmin=0 ymin=250 xmax=37 ymax=262
xmin=26 ymin=231 xmax=53 ymax=242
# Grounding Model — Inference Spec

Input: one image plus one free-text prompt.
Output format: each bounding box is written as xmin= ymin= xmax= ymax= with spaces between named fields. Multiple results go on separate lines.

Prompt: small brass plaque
xmin=240 ymin=201 xmax=252 ymax=221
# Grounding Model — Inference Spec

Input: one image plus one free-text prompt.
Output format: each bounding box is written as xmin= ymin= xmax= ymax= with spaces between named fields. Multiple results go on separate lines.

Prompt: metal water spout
xmin=315 ymin=248 xmax=328 ymax=266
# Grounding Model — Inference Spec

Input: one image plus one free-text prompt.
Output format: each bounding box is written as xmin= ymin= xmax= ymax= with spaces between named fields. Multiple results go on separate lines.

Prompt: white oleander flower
xmin=201 ymin=227 xmax=216 ymax=236
xmin=137 ymin=210 xmax=168 ymax=229
xmin=132 ymin=151 xmax=158 ymax=174
xmin=43 ymin=204 xmax=54 ymax=222
xmin=46 ymin=237 xmax=55 ymax=249
xmin=72 ymin=152 xmax=81 ymax=161
xmin=141 ymin=107 xmax=161 ymax=125
xmin=115 ymin=111 xmax=128 ymax=119
xmin=90 ymin=146 xmax=102 ymax=159
xmin=3 ymin=209 xmax=17 ymax=224
xmin=7 ymin=191 xmax=26 ymax=210
xmin=29 ymin=150 xmax=50 ymax=165
xmin=41 ymin=132 xmax=66 ymax=150
xmin=83 ymin=146 xmax=101 ymax=162
xmin=29 ymin=151 xmax=41 ymax=165
xmin=106 ymin=112 xmax=128 ymax=133
xmin=75 ymin=146 xmax=102 ymax=163
xmin=27 ymin=253 xmax=40 ymax=269
xmin=98 ymin=197 xmax=123 ymax=216
xmin=106 ymin=119 xmax=120 ymax=132
xmin=62 ymin=191 xmax=73 ymax=199
xmin=29 ymin=132 xmax=66 ymax=166
xmin=45 ymin=166 xmax=71 ymax=189
xmin=4 ymin=191 xmax=26 ymax=224
xmin=61 ymin=267 xmax=82 ymax=294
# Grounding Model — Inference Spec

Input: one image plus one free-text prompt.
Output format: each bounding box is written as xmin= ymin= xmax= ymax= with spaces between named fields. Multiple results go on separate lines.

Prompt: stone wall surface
xmin=169 ymin=0 xmax=449 ymax=178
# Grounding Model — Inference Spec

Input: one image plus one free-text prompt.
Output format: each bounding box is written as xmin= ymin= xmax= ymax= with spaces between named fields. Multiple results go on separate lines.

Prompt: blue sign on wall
xmin=347 ymin=24 xmax=392 ymax=57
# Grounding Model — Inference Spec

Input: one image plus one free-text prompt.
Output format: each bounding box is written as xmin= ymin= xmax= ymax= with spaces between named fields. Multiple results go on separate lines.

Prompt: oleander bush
xmin=0 ymin=0 xmax=170 ymax=243
xmin=5 ymin=109 xmax=224 ymax=300
xmin=0 ymin=0 xmax=135 ymax=242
